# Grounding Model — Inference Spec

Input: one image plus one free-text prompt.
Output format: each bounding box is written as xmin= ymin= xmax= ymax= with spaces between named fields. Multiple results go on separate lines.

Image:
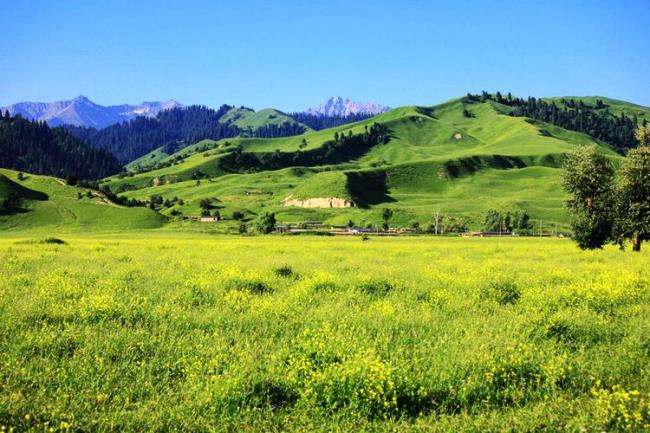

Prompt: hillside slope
xmin=2 ymin=95 xmax=636 ymax=233
xmin=0 ymin=113 xmax=121 ymax=179
xmin=0 ymin=169 xmax=166 ymax=233
xmin=99 ymin=96 xmax=623 ymax=230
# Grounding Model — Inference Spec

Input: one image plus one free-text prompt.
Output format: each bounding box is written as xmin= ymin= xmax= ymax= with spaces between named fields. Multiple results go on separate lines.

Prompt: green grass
xmin=92 ymin=97 xmax=625 ymax=231
xmin=1 ymin=235 xmax=649 ymax=431
xmin=0 ymin=169 xmax=166 ymax=233
xmin=124 ymin=147 xmax=172 ymax=172
xmin=2 ymin=96 xmax=635 ymax=233
xmin=220 ymin=107 xmax=312 ymax=131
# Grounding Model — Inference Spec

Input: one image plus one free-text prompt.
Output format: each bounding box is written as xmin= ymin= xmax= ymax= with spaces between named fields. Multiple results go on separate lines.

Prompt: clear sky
xmin=2 ymin=0 xmax=649 ymax=111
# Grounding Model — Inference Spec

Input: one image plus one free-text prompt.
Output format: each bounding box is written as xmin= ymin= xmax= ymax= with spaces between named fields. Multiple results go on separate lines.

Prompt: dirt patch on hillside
xmin=283 ymin=196 xmax=354 ymax=208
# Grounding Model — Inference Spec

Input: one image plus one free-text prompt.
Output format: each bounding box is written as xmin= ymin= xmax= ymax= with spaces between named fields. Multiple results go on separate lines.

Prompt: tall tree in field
xmin=616 ymin=145 xmax=650 ymax=251
xmin=562 ymin=145 xmax=615 ymax=249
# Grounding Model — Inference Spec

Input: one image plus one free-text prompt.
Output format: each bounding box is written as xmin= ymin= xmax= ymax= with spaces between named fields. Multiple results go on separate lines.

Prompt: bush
xmin=273 ymin=265 xmax=297 ymax=278
xmin=357 ymin=278 xmax=395 ymax=296
xmin=247 ymin=379 xmax=299 ymax=409
xmin=40 ymin=237 xmax=67 ymax=245
xmin=255 ymin=212 xmax=276 ymax=234
xmin=223 ymin=272 xmax=273 ymax=294
xmin=482 ymin=280 xmax=521 ymax=305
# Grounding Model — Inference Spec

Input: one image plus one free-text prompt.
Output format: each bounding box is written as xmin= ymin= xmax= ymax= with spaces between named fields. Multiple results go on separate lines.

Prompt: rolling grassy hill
xmin=124 ymin=108 xmax=311 ymax=172
xmin=219 ymin=107 xmax=312 ymax=132
xmin=97 ymin=97 xmax=625 ymax=231
xmin=0 ymin=169 xmax=166 ymax=233
xmin=1 ymin=95 xmax=640 ymax=233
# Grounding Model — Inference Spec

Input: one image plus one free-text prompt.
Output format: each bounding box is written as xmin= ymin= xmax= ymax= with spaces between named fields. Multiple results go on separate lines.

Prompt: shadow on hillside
xmin=346 ymin=170 xmax=395 ymax=208
xmin=443 ymin=155 xmax=527 ymax=178
xmin=0 ymin=206 xmax=32 ymax=216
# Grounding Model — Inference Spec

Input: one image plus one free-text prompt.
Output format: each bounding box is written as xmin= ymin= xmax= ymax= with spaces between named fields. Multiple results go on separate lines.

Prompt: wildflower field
xmin=0 ymin=234 xmax=649 ymax=432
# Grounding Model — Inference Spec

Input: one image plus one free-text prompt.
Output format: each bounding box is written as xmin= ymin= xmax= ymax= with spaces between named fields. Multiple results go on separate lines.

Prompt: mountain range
xmin=1 ymin=96 xmax=388 ymax=129
xmin=1 ymin=96 xmax=183 ymax=129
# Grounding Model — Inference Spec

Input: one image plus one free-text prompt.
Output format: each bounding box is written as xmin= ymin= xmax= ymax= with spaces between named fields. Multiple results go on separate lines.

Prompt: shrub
xmin=255 ymin=212 xmax=276 ymax=234
xmin=357 ymin=278 xmax=395 ymax=296
xmin=40 ymin=237 xmax=67 ymax=245
xmin=481 ymin=280 xmax=521 ymax=305
xmin=223 ymin=271 xmax=273 ymax=294
xmin=247 ymin=378 xmax=299 ymax=409
xmin=273 ymin=265 xmax=297 ymax=278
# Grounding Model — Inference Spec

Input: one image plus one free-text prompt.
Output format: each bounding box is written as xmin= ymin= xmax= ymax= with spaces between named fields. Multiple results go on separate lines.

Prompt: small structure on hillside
xmin=200 ymin=215 xmax=221 ymax=222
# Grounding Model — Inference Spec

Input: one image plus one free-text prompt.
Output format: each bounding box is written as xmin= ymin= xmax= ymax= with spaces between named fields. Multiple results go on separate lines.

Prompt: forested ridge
xmin=65 ymin=105 xmax=312 ymax=164
xmin=0 ymin=111 xmax=120 ymax=179
xmin=467 ymin=91 xmax=644 ymax=153
xmin=288 ymin=112 xmax=375 ymax=130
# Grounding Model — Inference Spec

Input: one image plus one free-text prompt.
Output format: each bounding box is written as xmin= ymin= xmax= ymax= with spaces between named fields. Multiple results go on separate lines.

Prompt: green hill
xmin=124 ymin=108 xmax=311 ymax=173
xmin=220 ymin=107 xmax=312 ymax=132
xmin=97 ymin=97 xmax=626 ymax=231
xmin=0 ymin=173 xmax=49 ymax=202
xmin=0 ymin=169 xmax=166 ymax=233
xmin=3 ymin=95 xmax=642 ymax=233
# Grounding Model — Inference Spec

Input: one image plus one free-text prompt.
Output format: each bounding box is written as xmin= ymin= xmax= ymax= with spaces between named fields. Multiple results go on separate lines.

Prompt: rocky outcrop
xmin=283 ymin=196 xmax=354 ymax=208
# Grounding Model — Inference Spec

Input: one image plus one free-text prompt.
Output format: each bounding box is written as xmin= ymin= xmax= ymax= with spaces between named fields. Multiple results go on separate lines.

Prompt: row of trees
xmin=288 ymin=112 xmax=375 ymax=130
xmin=0 ymin=112 xmax=120 ymax=179
xmin=483 ymin=210 xmax=531 ymax=232
xmin=467 ymin=91 xmax=643 ymax=153
xmin=219 ymin=123 xmax=391 ymax=173
xmin=563 ymin=126 xmax=650 ymax=251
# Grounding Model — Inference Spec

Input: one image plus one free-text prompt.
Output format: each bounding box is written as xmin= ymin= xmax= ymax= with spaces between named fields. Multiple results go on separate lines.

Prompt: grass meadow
xmin=1 ymin=235 xmax=649 ymax=432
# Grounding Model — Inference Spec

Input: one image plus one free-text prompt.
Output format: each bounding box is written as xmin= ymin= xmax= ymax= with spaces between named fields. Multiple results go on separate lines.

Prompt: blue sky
xmin=2 ymin=0 xmax=649 ymax=110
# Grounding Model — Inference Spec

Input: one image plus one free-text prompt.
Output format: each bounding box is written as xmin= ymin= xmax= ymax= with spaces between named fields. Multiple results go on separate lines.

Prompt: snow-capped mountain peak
xmin=1 ymin=97 xmax=183 ymax=129
xmin=306 ymin=96 xmax=389 ymax=117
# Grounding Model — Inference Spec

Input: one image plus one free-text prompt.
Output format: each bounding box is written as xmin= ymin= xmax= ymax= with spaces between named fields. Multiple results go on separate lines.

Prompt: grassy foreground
xmin=1 ymin=235 xmax=649 ymax=432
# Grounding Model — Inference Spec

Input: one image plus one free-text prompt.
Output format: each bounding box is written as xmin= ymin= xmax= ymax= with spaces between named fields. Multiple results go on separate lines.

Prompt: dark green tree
xmin=199 ymin=198 xmax=212 ymax=212
xmin=255 ymin=212 xmax=276 ymax=234
xmin=615 ymin=145 xmax=650 ymax=251
xmin=483 ymin=210 xmax=502 ymax=232
xmin=562 ymin=145 xmax=615 ymax=249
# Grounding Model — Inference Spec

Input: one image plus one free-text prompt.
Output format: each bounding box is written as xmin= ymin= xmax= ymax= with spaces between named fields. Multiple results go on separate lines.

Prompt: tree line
xmin=219 ymin=123 xmax=391 ymax=173
xmin=563 ymin=125 xmax=650 ymax=251
xmin=0 ymin=111 xmax=121 ymax=179
xmin=65 ymin=105 xmax=311 ymax=164
xmin=288 ymin=112 xmax=375 ymax=130
xmin=467 ymin=91 xmax=643 ymax=153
